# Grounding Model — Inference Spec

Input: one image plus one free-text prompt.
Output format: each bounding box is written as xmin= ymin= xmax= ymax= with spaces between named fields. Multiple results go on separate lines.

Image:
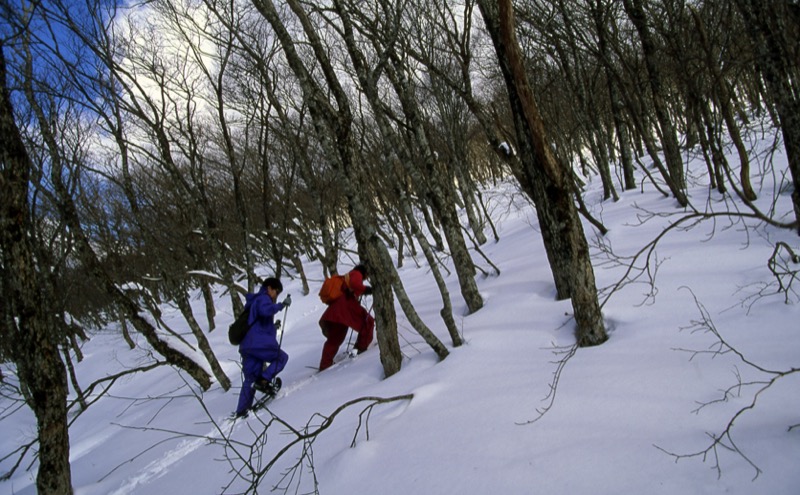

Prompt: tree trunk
xmin=477 ymin=0 xmax=608 ymax=347
xmin=330 ymin=0 xmax=460 ymax=351
xmin=693 ymin=101 xmax=727 ymax=194
xmin=0 ymin=44 xmax=74 ymax=494
xmin=176 ymin=293 xmax=231 ymax=390
xmin=402 ymin=17 xmax=580 ymax=298
xmin=735 ymin=0 xmax=800 ymax=233
xmin=549 ymin=4 xmax=618 ymax=202
xmin=119 ymin=308 xmax=136 ymax=349
xmin=397 ymin=186 xmax=463 ymax=347
xmin=622 ymin=0 xmax=686 ymax=194
xmin=457 ymin=168 xmax=489 ymax=246
xmin=201 ymin=283 xmax=216 ymax=332
xmin=590 ymin=0 xmax=636 ymax=191
xmin=252 ymin=0 xmax=403 ymax=376
xmin=688 ymin=7 xmax=755 ymax=201
xmin=382 ymin=55 xmax=484 ymax=314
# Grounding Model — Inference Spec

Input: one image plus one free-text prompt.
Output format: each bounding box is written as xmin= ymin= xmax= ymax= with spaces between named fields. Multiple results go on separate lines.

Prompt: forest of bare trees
xmin=1 ymin=0 xmax=798 ymax=492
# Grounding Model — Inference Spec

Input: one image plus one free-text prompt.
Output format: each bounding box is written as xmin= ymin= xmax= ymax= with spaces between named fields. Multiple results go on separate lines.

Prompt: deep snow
xmin=2 ymin=134 xmax=799 ymax=495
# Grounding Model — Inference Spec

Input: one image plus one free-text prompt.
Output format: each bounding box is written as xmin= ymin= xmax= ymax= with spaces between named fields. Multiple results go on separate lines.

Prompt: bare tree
xmin=322 ymin=0 xmax=464 ymax=348
xmin=588 ymin=0 xmax=636 ymax=191
xmin=621 ymin=0 xmax=686 ymax=196
xmin=251 ymin=0 xmax=404 ymax=376
xmin=733 ymin=0 xmax=800 ymax=234
xmin=517 ymin=0 xmax=620 ymax=201
xmin=477 ymin=0 xmax=608 ymax=347
xmin=326 ymin=0 xmax=485 ymax=316
xmin=0 ymin=3 xmax=224 ymax=488
xmin=0 ymin=41 xmax=74 ymax=495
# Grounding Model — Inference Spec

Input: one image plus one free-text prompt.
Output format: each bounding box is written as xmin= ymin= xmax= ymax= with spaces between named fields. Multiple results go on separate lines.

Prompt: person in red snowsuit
xmin=318 ymin=264 xmax=374 ymax=371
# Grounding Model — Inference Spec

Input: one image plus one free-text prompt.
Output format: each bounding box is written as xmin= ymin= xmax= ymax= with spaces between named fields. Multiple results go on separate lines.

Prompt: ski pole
xmin=279 ymin=294 xmax=291 ymax=347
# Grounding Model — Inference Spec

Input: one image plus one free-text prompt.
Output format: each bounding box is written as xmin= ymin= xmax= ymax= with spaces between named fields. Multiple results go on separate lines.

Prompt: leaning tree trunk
xmin=201 ymin=282 xmax=216 ymax=332
xmin=252 ymin=0 xmax=403 ymax=376
xmin=407 ymin=42 xmax=578 ymax=299
xmin=477 ymin=0 xmax=608 ymax=347
xmin=332 ymin=0 xmax=460 ymax=350
xmin=1 ymin=45 xmax=74 ymax=494
xmin=20 ymin=44 xmax=214 ymax=392
xmin=455 ymin=164 xmax=489 ymax=246
xmin=688 ymin=7 xmax=756 ymax=201
xmin=734 ymin=0 xmax=800 ymax=234
xmin=384 ymin=55 xmax=484 ymax=315
xmin=176 ymin=293 xmax=231 ymax=390
xmin=397 ymin=185 xmax=463 ymax=347
xmin=621 ymin=0 xmax=686 ymax=195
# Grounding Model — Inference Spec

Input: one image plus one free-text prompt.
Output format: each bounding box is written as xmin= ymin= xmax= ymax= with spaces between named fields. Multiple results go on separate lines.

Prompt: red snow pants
xmin=318 ymin=297 xmax=374 ymax=371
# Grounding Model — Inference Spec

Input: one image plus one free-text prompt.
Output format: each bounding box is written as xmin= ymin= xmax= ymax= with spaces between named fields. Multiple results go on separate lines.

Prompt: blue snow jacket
xmin=238 ymin=286 xmax=285 ymax=353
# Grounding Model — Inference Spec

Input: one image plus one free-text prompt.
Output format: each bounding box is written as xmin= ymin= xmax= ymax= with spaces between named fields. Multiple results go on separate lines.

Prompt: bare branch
xmin=655 ymin=288 xmax=799 ymax=480
xmin=517 ymin=343 xmax=578 ymax=426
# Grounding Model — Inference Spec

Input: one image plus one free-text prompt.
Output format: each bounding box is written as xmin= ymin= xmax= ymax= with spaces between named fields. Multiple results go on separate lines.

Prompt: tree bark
xmin=337 ymin=5 xmax=460 ymax=343
xmin=382 ymin=54 xmax=484 ymax=314
xmin=590 ymin=0 xmax=636 ymax=191
xmin=477 ymin=0 xmax=608 ymax=346
xmin=397 ymin=186 xmax=463 ymax=347
xmin=176 ymin=293 xmax=231 ymax=390
xmin=734 ymin=0 xmax=800 ymax=233
xmin=252 ymin=0 xmax=403 ymax=376
xmin=621 ymin=0 xmax=686 ymax=195
xmin=0 ymin=43 xmax=74 ymax=494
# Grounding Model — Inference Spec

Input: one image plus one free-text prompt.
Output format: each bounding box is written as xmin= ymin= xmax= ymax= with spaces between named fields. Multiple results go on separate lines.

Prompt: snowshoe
xmin=251 ymin=377 xmax=282 ymax=412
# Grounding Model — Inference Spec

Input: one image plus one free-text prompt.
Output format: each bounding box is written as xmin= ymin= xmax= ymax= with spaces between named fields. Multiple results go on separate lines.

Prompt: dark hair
xmin=261 ymin=277 xmax=283 ymax=293
xmin=353 ymin=264 xmax=369 ymax=278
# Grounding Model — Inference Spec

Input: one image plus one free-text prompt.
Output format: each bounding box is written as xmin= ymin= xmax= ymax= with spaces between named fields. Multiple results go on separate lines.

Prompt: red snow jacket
xmin=319 ymin=269 xmax=371 ymax=331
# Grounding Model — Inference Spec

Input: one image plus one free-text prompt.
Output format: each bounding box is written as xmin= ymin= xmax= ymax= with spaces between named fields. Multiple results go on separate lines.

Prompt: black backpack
xmin=228 ymin=308 xmax=251 ymax=345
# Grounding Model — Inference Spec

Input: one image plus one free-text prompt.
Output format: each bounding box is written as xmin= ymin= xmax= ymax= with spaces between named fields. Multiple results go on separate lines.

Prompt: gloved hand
xmin=363 ymin=286 xmax=373 ymax=295
xmin=281 ymin=294 xmax=292 ymax=308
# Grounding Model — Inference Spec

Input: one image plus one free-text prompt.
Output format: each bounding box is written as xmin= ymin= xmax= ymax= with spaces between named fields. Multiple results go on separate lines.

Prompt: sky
xmin=1 ymin=129 xmax=798 ymax=494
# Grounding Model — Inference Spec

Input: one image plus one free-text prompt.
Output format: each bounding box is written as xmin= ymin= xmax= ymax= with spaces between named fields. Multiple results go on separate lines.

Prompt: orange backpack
xmin=318 ymin=272 xmax=350 ymax=305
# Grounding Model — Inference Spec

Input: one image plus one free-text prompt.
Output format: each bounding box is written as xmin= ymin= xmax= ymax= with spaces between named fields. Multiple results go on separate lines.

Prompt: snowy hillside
xmin=2 ymin=139 xmax=799 ymax=495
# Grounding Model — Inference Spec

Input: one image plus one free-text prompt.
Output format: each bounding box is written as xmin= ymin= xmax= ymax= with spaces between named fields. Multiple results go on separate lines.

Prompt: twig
xmin=517 ymin=343 xmax=577 ymax=425
xmin=655 ymin=288 xmax=799 ymax=480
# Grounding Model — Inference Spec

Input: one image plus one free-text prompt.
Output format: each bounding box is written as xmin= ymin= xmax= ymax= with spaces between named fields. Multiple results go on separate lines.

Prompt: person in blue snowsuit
xmin=234 ymin=277 xmax=291 ymax=417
